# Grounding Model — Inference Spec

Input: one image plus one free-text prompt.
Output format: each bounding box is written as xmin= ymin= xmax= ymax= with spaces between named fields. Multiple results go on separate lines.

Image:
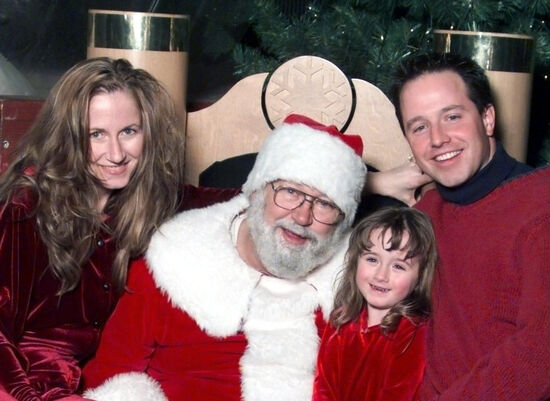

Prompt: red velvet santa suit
xmin=0 ymin=190 xmax=119 ymax=401
xmin=313 ymin=309 xmax=426 ymax=401
xmin=83 ymin=195 xmax=346 ymax=401
xmin=416 ymin=166 xmax=550 ymax=401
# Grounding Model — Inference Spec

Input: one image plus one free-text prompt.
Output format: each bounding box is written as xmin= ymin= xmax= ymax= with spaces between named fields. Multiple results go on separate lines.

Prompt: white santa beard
xmin=247 ymin=193 xmax=344 ymax=279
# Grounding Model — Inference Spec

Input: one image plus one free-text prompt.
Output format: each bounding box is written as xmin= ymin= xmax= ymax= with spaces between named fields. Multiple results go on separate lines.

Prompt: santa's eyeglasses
xmin=270 ymin=182 xmax=344 ymax=225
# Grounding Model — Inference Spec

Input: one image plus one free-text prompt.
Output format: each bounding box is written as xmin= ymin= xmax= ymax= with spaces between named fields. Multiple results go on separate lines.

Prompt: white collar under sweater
xmin=146 ymin=194 xmax=348 ymax=401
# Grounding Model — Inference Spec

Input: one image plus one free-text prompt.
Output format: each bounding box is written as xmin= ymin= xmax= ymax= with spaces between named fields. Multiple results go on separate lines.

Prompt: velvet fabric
xmin=0 ymin=190 xmax=119 ymax=401
xmin=416 ymin=167 xmax=550 ymax=401
xmin=313 ymin=309 xmax=426 ymax=401
xmin=83 ymin=259 xmax=248 ymax=401
xmin=83 ymin=193 xmax=340 ymax=401
xmin=82 ymin=259 xmax=329 ymax=401
xmin=0 ymin=185 xmax=239 ymax=401
xmin=179 ymin=184 xmax=240 ymax=210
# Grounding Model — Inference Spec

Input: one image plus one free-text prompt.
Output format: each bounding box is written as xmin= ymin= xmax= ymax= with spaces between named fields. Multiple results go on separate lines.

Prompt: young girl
xmin=313 ymin=207 xmax=438 ymax=401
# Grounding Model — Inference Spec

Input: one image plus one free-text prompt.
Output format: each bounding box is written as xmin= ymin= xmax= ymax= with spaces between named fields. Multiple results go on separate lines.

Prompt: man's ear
xmin=482 ymin=104 xmax=496 ymax=137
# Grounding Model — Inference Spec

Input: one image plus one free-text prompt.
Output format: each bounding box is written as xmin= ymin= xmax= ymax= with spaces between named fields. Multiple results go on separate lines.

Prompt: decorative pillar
xmin=87 ymin=9 xmax=189 ymax=131
xmin=433 ymin=30 xmax=535 ymax=162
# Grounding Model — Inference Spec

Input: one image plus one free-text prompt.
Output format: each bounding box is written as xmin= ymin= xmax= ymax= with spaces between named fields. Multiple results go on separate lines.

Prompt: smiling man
xmin=82 ymin=114 xmax=367 ymax=401
xmin=391 ymin=53 xmax=550 ymax=401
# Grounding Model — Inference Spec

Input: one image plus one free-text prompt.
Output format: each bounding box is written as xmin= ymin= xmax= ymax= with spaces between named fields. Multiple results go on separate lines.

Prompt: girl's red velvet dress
xmin=313 ymin=309 xmax=426 ymax=401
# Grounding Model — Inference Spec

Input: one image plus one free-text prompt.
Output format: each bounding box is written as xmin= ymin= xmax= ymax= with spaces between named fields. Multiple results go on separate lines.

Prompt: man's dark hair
xmin=390 ymin=52 xmax=494 ymax=132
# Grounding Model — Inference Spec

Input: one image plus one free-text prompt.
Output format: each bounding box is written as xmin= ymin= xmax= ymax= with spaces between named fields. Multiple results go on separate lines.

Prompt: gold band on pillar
xmin=88 ymin=11 xmax=189 ymax=51
xmin=433 ymin=30 xmax=534 ymax=72
xmin=433 ymin=30 xmax=535 ymax=162
xmin=87 ymin=9 xmax=189 ymax=133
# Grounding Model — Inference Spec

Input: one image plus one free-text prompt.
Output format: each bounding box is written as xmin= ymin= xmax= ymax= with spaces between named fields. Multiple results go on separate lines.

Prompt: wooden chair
xmin=185 ymin=55 xmax=411 ymax=185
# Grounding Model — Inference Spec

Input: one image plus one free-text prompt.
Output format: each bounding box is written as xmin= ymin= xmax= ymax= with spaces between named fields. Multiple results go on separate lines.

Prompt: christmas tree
xmin=235 ymin=0 xmax=549 ymax=88
xmin=199 ymin=0 xmax=550 ymax=165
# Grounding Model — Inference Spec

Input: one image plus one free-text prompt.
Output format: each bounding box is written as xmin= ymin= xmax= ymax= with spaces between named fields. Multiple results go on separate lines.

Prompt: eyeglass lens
xmin=272 ymin=185 xmax=342 ymax=224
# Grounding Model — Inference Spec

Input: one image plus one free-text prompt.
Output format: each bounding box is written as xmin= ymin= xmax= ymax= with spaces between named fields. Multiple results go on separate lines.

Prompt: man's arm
xmin=180 ymin=185 xmax=241 ymax=211
xmin=364 ymin=161 xmax=433 ymax=206
xmin=183 ymin=161 xmax=432 ymax=213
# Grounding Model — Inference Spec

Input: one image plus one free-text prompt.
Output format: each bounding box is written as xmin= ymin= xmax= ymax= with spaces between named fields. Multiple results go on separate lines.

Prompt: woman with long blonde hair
xmin=0 ymin=57 xmax=184 ymax=400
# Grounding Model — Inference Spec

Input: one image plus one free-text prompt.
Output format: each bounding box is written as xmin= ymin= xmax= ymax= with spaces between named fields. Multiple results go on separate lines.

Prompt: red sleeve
xmin=377 ymin=322 xmax=426 ymax=401
xmin=433 ymin=219 xmax=550 ymax=401
xmin=0 ymin=388 xmax=18 ymax=400
xmin=312 ymin=323 xmax=339 ymax=401
xmin=180 ymin=185 xmax=240 ymax=211
xmin=0 ymin=200 xmax=43 ymax=401
xmin=82 ymin=258 xmax=161 ymax=389
xmin=315 ymin=309 xmax=328 ymax=339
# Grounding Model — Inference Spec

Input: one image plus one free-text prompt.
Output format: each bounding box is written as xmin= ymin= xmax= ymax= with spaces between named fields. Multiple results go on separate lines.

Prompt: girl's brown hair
xmin=331 ymin=207 xmax=438 ymax=334
xmin=0 ymin=57 xmax=185 ymax=294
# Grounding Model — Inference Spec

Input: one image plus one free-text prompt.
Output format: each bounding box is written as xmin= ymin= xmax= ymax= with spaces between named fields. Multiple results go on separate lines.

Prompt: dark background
xmin=1 ymin=0 xmax=548 ymax=166
xmin=0 ymin=0 xmax=239 ymax=103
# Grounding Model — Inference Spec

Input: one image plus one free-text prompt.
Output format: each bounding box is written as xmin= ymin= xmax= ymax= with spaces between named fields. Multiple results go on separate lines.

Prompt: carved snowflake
xmin=263 ymin=56 xmax=354 ymax=129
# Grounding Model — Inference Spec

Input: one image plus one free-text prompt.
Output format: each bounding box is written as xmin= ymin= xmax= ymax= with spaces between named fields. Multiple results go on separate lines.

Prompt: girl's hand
xmin=365 ymin=160 xmax=434 ymax=206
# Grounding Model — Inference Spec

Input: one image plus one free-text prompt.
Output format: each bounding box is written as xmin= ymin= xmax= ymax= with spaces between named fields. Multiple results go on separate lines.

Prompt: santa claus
xmin=82 ymin=114 xmax=367 ymax=401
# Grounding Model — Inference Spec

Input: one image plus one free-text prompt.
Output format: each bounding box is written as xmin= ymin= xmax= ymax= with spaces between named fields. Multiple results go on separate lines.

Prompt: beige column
xmin=433 ymin=30 xmax=535 ymax=162
xmin=87 ymin=9 xmax=189 ymax=132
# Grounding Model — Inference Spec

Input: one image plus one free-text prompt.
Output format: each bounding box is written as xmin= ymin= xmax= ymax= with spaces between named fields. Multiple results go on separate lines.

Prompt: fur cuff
xmin=83 ymin=372 xmax=168 ymax=401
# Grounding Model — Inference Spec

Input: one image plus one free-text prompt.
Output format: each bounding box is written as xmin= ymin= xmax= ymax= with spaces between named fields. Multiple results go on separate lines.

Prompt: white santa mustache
xmin=273 ymin=219 xmax=319 ymax=245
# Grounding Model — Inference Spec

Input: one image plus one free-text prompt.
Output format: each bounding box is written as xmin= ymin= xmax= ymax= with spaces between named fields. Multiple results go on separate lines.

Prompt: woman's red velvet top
xmin=0 ymin=191 xmax=119 ymax=401
xmin=313 ymin=309 xmax=426 ymax=401
xmin=0 ymin=185 xmax=240 ymax=401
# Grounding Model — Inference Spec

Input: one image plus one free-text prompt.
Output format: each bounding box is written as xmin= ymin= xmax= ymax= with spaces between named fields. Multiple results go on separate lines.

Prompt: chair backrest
xmin=185 ymin=55 xmax=411 ymax=185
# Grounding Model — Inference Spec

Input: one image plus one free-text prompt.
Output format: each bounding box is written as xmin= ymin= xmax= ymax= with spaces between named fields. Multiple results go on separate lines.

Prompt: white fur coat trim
xmin=145 ymin=195 xmax=348 ymax=400
xmin=146 ymin=195 xmax=346 ymax=337
xmin=146 ymin=195 xmax=259 ymax=337
xmin=83 ymin=372 xmax=168 ymax=401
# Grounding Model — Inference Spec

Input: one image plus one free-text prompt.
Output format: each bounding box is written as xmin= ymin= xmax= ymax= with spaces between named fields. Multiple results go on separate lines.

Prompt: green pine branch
xmin=218 ymin=0 xmax=550 ymax=164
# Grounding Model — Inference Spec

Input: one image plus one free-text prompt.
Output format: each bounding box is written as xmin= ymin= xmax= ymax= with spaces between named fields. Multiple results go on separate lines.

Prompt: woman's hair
xmin=0 ymin=57 xmax=185 ymax=294
xmin=330 ymin=206 xmax=438 ymax=334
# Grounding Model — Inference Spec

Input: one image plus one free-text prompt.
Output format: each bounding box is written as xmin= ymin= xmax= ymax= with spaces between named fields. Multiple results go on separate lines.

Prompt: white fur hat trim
xmin=242 ymin=120 xmax=366 ymax=227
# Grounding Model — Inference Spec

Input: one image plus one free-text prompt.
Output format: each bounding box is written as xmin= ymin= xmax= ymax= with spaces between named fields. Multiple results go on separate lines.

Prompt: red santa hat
xmin=242 ymin=114 xmax=367 ymax=228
